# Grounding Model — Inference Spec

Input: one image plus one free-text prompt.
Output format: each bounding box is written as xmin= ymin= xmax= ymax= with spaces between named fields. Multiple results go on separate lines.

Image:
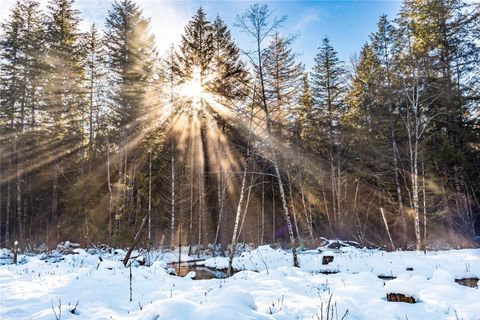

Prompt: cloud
xmin=293 ymin=10 xmax=320 ymax=33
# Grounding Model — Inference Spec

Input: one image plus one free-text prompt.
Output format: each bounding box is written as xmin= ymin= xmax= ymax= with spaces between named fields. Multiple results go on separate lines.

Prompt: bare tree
xmin=236 ymin=3 xmax=299 ymax=267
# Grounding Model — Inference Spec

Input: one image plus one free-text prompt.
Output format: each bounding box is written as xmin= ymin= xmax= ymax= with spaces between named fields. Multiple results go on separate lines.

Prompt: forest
xmin=1 ymin=0 xmax=479 ymax=255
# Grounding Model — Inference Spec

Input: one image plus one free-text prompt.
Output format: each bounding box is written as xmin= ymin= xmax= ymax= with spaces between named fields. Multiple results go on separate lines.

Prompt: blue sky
xmin=1 ymin=0 xmax=403 ymax=70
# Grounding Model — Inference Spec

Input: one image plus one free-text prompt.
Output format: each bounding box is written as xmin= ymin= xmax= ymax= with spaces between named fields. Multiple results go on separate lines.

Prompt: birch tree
xmin=236 ymin=3 xmax=299 ymax=267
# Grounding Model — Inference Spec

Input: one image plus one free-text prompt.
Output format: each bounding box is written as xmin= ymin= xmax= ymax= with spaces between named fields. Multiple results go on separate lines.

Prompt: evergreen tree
xmin=104 ymin=0 xmax=158 ymax=239
xmin=311 ymin=36 xmax=346 ymax=231
xmin=263 ymin=33 xmax=303 ymax=137
xmin=105 ymin=0 xmax=157 ymax=138
xmin=396 ymin=0 xmax=480 ymax=246
xmin=42 ymin=0 xmax=86 ymax=241
xmin=176 ymin=7 xmax=214 ymax=93
xmin=345 ymin=15 xmax=410 ymax=248
xmin=0 ymin=1 xmax=25 ymax=245
xmin=83 ymin=23 xmax=106 ymax=166
xmin=161 ymin=44 xmax=180 ymax=103
xmin=44 ymin=0 xmax=85 ymax=137
xmin=0 ymin=0 xmax=47 ymax=244
xmin=210 ymin=15 xmax=249 ymax=101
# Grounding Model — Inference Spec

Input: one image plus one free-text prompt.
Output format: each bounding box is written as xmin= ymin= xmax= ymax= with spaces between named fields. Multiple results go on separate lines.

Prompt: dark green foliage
xmin=0 ymin=0 xmax=478 ymax=249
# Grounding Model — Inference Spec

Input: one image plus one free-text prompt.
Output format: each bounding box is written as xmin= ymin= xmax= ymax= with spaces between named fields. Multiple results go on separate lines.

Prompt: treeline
xmin=0 ymin=0 xmax=479 ymax=251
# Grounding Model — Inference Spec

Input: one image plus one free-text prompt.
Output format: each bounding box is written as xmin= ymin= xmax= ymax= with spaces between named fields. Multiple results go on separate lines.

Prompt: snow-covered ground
xmin=0 ymin=241 xmax=479 ymax=320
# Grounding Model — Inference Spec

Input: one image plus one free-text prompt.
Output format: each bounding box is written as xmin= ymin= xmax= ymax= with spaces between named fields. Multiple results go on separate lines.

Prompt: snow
xmin=0 ymin=243 xmax=479 ymax=320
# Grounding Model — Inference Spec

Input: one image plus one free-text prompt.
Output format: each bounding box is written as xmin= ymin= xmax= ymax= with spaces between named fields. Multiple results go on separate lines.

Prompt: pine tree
xmin=210 ymin=15 xmax=249 ymax=100
xmin=0 ymin=1 xmax=24 ymax=245
xmin=44 ymin=0 xmax=85 ymax=137
xmin=176 ymin=7 xmax=214 ymax=93
xmin=42 ymin=0 xmax=86 ymax=242
xmin=292 ymin=72 xmax=315 ymax=240
xmin=0 ymin=0 xmax=47 ymax=244
xmin=161 ymin=44 xmax=180 ymax=103
xmin=263 ymin=33 xmax=303 ymax=138
xmin=344 ymin=14 xmax=411 ymax=248
xmin=395 ymin=0 xmax=480 ymax=247
xmin=83 ymin=23 xmax=106 ymax=167
xmin=311 ymin=36 xmax=346 ymax=231
xmin=369 ymin=15 xmax=408 ymax=248
xmin=104 ymin=0 xmax=158 ymax=239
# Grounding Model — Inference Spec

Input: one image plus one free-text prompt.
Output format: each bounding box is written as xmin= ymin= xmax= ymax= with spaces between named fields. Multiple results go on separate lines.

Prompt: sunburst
xmin=180 ymin=66 xmax=204 ymax=110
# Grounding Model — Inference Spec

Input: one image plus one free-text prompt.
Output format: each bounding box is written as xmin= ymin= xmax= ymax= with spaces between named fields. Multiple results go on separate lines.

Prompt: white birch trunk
xmin=170 ymin=149 xmax=175 ymax=247
xmin=380 ymin=207 xmax=395 ymax=251
xmin=148 ymin=151 xmax=152 ymax=241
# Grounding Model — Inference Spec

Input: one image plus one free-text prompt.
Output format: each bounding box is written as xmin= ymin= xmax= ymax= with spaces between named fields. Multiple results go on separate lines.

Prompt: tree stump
xmin=386 ymin=293 xmax=416 ymax=303
xmin=455 ymin=277 xmax=479 ymax=288
xmin=13 ymin=241 xmax=18 ymax=265
xmin=322 ymin=255 xmax=334 ymax=265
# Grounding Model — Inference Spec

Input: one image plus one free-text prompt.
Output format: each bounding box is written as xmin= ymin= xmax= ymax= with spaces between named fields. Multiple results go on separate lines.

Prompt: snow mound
xmin=99 ymin=260 xmax=123 ymax=270
xmin=139 ymin=299 xmax=197 ymax=320
xmin=21 ymin=258 xmax=46 ymax=270
xmin=217 ymin=286 xmax=257 ymax=311
xmin=139 ymin=289 xmax=263 ymax=320
xmin=430 ymin=269 xmax=454 ymax=284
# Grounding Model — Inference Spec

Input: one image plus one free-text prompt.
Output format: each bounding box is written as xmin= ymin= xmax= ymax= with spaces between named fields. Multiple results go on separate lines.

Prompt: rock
xmin=386 ymin=293 xmax=416 ymax=303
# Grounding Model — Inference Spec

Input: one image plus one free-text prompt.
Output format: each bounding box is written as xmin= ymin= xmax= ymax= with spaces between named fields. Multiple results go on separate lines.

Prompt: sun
xmin=180 ymin=66 xmax=204 ymax=108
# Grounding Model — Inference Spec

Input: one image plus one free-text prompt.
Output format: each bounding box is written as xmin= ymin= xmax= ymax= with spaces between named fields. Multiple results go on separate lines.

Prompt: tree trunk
xmin=270 ymin=154 xmax=299 ymax=267
xmin=238 ymin=175 xmax=254 ymax=242
xmin=380 ymin=207 xmax=395 ymax=251
xmin=422 ymin=159 xmax=427 ymax=253
xmin=392 ymin=129 xmax=407 ymax=249
xmin=261 ymin=174 xmax=265 ymax=244
xmin=412 ymin=118 xmax=421 ymax=251
xmin=228 ymin=157 xmax=249 ymax=276
xmin=272 ymin=179 xmax=275 ymax=242
xmin=107 ymin=136 xmax=113 ymax=240
xmin=148 ymin=151 xmax=152 ymax=241
xmin=170 ymin=148 xmax=175 ymax=247
xmin=322 ymin=186 xmax=333 ymax=238
xmin=300 ymin=182 xmax=313 ymax=241
xmin=214 ymin=172 xmax=225 ymax=247
xmin=287 ymin=171 xmax=301 ymax=242
xmin=16 ymin=139 xmax=22 ymax=243
xmin=198 ymin=169 xmax=203 ymax=246
xmin=189 ymin=134 xmax=194 ymax=250
xmin=123 ymin=214 xmax=148 ymax=267
xmin=5 ymin=161 xmax=11 ymax=246
xmin=51 ymin=163 xmax=58 ymax=243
